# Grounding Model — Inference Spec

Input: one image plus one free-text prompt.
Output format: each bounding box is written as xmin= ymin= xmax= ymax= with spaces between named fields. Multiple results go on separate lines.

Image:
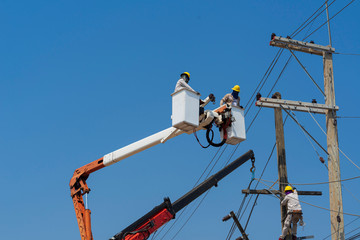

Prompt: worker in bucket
xmin=220 ymin=85 xmax=240 ymax=107
xmin=174 ymin=72 xmax=198 ymax=93
xmin=279 ymin=186 xmax=304 ymax=240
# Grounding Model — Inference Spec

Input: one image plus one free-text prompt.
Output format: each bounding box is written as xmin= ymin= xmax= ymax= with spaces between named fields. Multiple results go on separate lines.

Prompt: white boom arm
xmin=103 ymin=127 xmax=184 ymax=167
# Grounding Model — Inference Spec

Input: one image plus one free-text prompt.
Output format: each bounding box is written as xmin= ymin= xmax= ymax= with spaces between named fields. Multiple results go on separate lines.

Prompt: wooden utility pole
xmin=268 ymin=35 xmax=344 ymax=240
xmin=324 ymin=52 xmax=344 ymax=240
xmin=273 ymin=92 xmax=290 ymax=238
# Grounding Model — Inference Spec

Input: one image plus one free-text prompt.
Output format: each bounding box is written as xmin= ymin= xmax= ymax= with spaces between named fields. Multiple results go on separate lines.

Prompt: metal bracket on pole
xmin=256 ymin=97 xmax=339 ymax=114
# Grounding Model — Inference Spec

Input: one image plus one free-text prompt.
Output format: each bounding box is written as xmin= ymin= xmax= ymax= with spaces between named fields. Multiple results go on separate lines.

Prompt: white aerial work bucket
xmin=171 ymin=89 xmax=200 ymax=132
xmin=221 ymin=106 xmax=246 ymax=145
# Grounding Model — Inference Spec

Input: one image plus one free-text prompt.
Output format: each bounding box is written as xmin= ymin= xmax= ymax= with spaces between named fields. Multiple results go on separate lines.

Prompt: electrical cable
xmin=153 ymin=146 xmax=224 ymax=240
xmin=334 ymin=52 xmax=360 ymax=56
xmin=256 ymin=179 xmax=360 ymax=217
xmin=291 ymin=0 xmax=337 ymax=38
xmin=158 ymin=146 xmax=228 ymax=240
xmin=255 ymin=175 xmax=360 ymax=186
xmin=303 ymin=0 xmax=357 ymax=41
xmin=158 ymin=2 xmax=342 ymax=237
xmin=287 ymin=49 xmax=326 ymax=97
xmin=307 ymin=111 xmax=360 ymax=171
xmin=281 ymin=106 xmax=329 ymax=155
xmin=337 ymin=116 xmax=360 ymax=119
xmin=244 ymin=194 xmax=259 ymax=230
xmin=290 ymin=1 xmax=328 ymax=37
xmin=322 ymin=217 xmax=360 ymax=240
xmin=225 ymin=180 xmax=255 ymax=240
xmin=244 ymin=49 xmax=284 ymax=115
xmin=346 ymin=226 xmax=360 ymax=240
xmin=226 ymin=116 xmax=288 ymax=240
xmin=169 ymin=190 xmax=211 ymax=240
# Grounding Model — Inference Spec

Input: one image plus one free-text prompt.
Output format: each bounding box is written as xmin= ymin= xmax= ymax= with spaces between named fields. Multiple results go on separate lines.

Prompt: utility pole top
xmin=270 ymin=36 xmax=335 ymax=56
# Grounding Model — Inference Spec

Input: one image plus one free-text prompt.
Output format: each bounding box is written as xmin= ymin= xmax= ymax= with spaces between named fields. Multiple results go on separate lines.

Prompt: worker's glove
xmin=208 ymin=93 xmax=215 ymax=102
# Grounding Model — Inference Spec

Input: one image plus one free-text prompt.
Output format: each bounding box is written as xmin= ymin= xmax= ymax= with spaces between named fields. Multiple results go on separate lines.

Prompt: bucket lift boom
xmin=70 ymin=89 xmax=247 ymax=240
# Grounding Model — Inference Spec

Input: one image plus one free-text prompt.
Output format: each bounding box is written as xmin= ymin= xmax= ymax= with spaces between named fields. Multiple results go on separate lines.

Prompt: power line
xmin=281 ymin=106 xmax=329 ymax=155
xmin=290 ymin=1 xmax=328 ymax=37
xmin=287 ymin=49 xmax=326 ymax=97
xmin=154 ymin=146 xmax=225 ymax=240
xmin=226 ymin=116 xmax=289 ymax=240
xmin=307 ymin=111 xmax=360 ymax=171
xmin=303 ymin=0 xmax=357 ymax=41
xmin=244 ymin=49 xmax=283 ymax=111
xmin=337 ymin=116 xmax=360 ymax=119
xmin=334 ymin=52 xmax=360 ymax=56
xmin=256 ymin=179 xmax=360 ymax=217
xmin=255 ymin=175 xmax=360 ymax=186
xmin=169 ymin=190 xmax=211 ymax=240
xmin=322 ymin=217 xmax=360 ymax=239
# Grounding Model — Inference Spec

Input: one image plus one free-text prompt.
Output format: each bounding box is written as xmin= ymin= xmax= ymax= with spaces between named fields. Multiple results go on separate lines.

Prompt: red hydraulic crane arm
xmin=70 ymin=157 xmax=105 ymax=240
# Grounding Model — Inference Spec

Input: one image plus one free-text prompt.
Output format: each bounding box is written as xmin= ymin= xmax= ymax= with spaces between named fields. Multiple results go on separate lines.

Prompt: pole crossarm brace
xmin=256 ymin=97 xmax=339 ymax=114
xmin=270 ymin=36 xmax=335 ymax=56
xmin=242 ymin=189 xmax=322 ymax=196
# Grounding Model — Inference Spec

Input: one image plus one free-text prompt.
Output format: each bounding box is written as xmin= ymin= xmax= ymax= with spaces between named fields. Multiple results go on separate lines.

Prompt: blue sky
xmin=1 ymin=1 xmax=360 ymax=239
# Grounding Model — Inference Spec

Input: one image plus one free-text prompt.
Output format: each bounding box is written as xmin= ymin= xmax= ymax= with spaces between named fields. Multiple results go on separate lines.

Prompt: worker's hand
xmin=209 ymin=93 xmax=215 ymax=102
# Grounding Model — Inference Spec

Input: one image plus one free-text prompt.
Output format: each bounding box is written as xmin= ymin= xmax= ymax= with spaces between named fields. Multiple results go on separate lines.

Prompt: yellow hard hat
xmin=232 ymin=85 xmax=240 ymax=92
xmin=284 ymin=186 xmax=293 ymax=192
xmin=181 ymin=72 xmax=190 ymax=79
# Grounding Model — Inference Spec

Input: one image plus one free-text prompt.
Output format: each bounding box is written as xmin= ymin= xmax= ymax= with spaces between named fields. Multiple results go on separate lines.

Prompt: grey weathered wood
xmin=241 ymin=189 xmax=322 ymax=196
xmin=257 ymin=102 xmax=327 ymax=114
xmin=255 ymin=97 xmax=339 ymax=114
xmin=270 ymin=36 xmax=335 ymax=56
xmin=324 ymin=52 xmax=345 ymax=240
xmin=268 ymin=36 xmax=344 ymax=240
xmin=229 ymin=211 xmax=249 ymax=240
xmin=273 ymin=92 xmax=290 ymax=240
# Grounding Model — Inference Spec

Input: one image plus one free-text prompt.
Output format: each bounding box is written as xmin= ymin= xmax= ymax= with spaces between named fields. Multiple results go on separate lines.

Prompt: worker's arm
xmin=235 ymin=97 xmax=240 ymax=107
xmin=175 ymin=79 xmax=196 ymax=93
xmin=220 ymin=94 xmax=228 ymax=105
xmin=281 ymin=196 xmax=289 ymax=206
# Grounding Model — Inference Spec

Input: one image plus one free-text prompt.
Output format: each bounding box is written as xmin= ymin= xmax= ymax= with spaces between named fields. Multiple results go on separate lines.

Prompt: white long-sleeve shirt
xmin=220 ymin=93 xmax=240 ymax=106
xmin=174 ymin=78 xmax=196 ymax=93
xmin=281 ymin=190 xmax=302 ymax=213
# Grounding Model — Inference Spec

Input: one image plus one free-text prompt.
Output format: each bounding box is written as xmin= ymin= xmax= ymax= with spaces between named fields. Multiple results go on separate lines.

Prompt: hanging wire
xmin=322 ymin=217 xmax=360 ymax=239
xmin=287 ymin=49 xmax=326 ymax=97
xmin=307 ymin=111 xmax=360 ymax=171
xmin=244 ymin=49 xmax=284 ymax=114
xmin=154 ymin=1 xmax=360 ymax=237
xmin=153 ymin=146 xmax=224 ymax=240
xmin=226 ymin=116 xmax=289 ymax=240
xmin=255 ymin=175 xmax=360 ymax=186
xmin=290 ymin=1 xmax=332 ymax=38
xmin=334 ymin=52 xmax=360 ymax=56
xmin=256 ymin=179 xmax=360 ymax=217
xmin=281 ymin=106 xmax=329 ymax=154
xmin=302 ymin=0 xmax=357 ymax=41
